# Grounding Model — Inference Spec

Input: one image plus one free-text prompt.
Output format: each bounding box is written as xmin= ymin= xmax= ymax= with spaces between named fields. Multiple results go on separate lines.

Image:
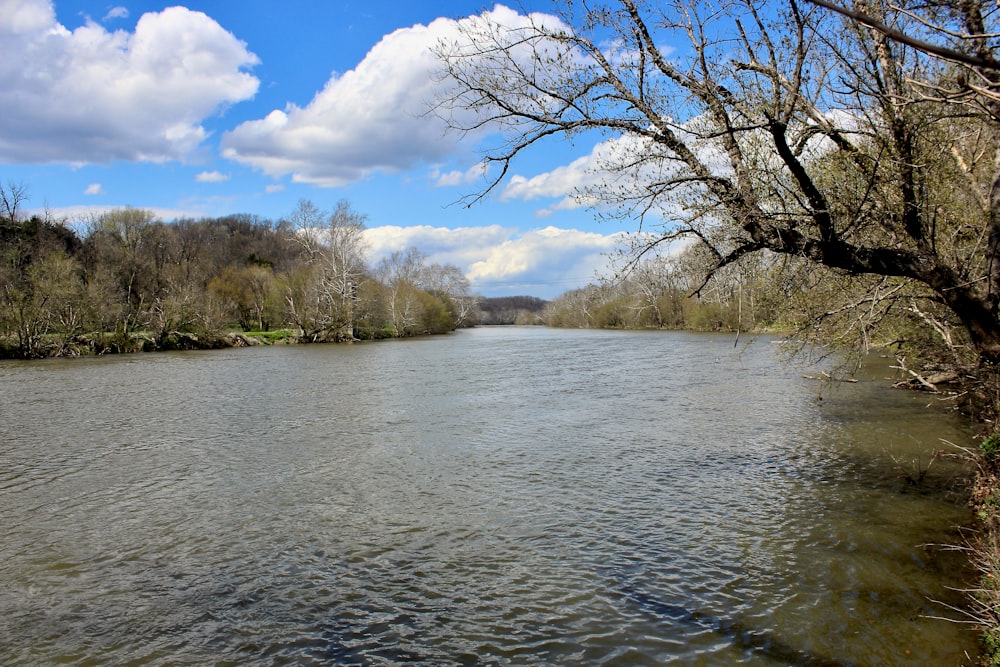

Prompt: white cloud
xmin=0 ymin=0 xmax=259 ymax=164
xmin=221 ymin=5 xmax=565 ymax=187
xmin=83 ymin=183 xmax=105 ymax=195
xmin=433 ymin=161 xmax=488 ymax=187
xmin=363 ymin=223 xmax=627 ymax=298
xmin=365 ymin=224 xmax=512 ymax=268
xmin=103 ymin=6 xmax=128 ymax=21
xmin=0 ymin=0 xmax=53 ymax=33
xmin=195 ymin=170 xmax=229 ymax=183
xmin=265 ymin=184 xmax=285 ymax=194
xmin=499 ymin=121 xmax=733 ymax=220
xmin=221 ymin=16 xmax=463 ymax=186
xmin=500 ymin=134 xmax=656 ymax=215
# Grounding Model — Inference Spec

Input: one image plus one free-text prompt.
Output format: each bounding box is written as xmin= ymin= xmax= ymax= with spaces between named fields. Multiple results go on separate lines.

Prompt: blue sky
xmin=0 ymin=0 xmax=639 ymax=298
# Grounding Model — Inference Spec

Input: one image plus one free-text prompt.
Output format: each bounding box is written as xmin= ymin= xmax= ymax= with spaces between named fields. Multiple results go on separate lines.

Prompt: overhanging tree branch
xmin=804 ymin=0 xmax=1000 ymax=70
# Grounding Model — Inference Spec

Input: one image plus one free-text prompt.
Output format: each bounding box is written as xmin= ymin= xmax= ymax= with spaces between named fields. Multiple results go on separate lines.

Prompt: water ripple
xmin=0 ymin=329 xmax=976 ymax=665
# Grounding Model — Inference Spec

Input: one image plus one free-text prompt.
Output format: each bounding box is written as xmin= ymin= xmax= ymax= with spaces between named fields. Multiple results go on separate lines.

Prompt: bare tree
xmin=0 ymin=181 xmax=28 ymax=223
xmin=421 ymin=261 xmax=478 ymax=327
xmin=435 ymin=0 xmax=1000 ymax=364
xmin=375 ymin=247 xmax=428 ymax=336
xmin=283 ymin=199 xmax=369 ymax=341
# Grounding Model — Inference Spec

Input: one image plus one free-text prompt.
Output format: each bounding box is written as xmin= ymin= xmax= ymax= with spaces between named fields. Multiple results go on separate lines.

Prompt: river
xmin=0 ymin=326 xmax=978 ymax=665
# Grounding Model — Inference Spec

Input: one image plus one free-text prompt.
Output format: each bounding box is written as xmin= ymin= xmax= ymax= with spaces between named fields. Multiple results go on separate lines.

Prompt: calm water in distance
xmin=0 ymin=326 xmax=978 ymax=665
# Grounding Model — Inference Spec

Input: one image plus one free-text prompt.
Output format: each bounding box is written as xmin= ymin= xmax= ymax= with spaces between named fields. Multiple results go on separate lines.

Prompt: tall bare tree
xmin=435 ymin=0 xmax=1000 ymax=365
xmin=284 ymin=199 xmax=369 ymax=341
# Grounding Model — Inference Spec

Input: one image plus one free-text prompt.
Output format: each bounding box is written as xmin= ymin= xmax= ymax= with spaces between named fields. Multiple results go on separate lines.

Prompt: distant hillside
xmin=476 ymin=296 xmax=548 ymax=325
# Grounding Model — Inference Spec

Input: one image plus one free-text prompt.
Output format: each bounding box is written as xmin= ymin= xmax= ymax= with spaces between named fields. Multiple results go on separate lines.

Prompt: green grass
xmin=242 ymin=329 xmax=296 ymax=344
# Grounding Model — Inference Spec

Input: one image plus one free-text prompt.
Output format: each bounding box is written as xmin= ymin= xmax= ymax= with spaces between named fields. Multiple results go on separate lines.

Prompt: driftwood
xmin=891 ymin=357 xmax=960 ymax=392
xmin=802 ymin=371 xmax=858 ymax=383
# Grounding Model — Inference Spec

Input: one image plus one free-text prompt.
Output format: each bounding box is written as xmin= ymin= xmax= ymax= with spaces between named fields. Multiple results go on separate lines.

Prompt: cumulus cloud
xmin=221 ymin=17 xmax=462 ymax=186
xmin=501 ymin=152 xmax=605 ymax=216
xmin=103 ymin=6 xmax=128 ymax=21
xmin=500 ymin=133 xmax=665 ymax=212
xmin=0 ymin=0 xmax=259 ymax=164
xmin=195 ymin=170 xmax=230 ymax=183
xmin=221 ymin=5 xmax=562 ymax=187
xmin=365 ymin=224 xmax=512 ymax=268
xmin=83 ymin=183 xmax=105 ymax=195
xmin=500 ymin=123 xmax=732 ymax=219
xmin=364 ymin=224 xmax=627 ymax=298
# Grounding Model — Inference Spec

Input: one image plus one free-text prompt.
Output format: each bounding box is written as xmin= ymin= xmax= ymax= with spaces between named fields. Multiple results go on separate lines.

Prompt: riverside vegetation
xmin=0 ymin=196 xmax=480 ymax=358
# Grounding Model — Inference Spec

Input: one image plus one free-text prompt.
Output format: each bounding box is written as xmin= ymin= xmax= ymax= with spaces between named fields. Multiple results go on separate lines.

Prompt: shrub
xmin=983 ymin=435 xmax=1000 ymax=464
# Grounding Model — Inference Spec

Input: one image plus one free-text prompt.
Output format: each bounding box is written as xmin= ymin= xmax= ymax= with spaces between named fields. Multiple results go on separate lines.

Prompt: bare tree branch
xmin=804 ymin=0 xmax=1000 ymax=70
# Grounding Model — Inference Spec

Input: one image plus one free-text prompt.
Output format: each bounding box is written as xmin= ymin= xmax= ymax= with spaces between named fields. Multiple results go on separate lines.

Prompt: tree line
xmin=0 ymin=189 xmax=477 ymax=358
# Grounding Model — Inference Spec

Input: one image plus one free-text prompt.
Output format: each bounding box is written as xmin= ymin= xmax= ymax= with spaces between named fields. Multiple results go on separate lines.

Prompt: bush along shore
xmin=0 ymin=326 xmax=410 ymax=359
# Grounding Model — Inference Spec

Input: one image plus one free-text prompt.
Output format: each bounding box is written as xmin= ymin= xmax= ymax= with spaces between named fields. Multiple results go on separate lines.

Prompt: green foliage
xmin=417 ymin=290 xmax=454 ymax=335
xmin=684 ymin=299 xmax=738 ymax=332
xmin=983 ymin=435 xmax=1000 ymax=465
xmin=542 ymin=248 xmax=767 ymax=333
xmin=982 ymin=629 xmax=1000 ymax=667
xmin=589 ymin=299 xmax=620 ymax=328
xmin=355 ymin=325 xmax=397 ymax=341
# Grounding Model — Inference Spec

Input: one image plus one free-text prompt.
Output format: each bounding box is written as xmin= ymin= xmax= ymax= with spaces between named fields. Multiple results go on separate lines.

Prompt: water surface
xmin=0 ymin=327 xmax=976 ymax=665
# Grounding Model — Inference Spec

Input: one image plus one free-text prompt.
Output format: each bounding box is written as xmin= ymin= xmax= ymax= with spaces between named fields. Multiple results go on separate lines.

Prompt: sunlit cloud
xmin=432 ymin=161 xmax=488 ymax=187
xmin=83 ymin=183 xmax=105 ymax=195
xmin=0 ymin=0 xmax=259 ymax=164
xmin=364 ymin=224 xmax=627 ymax=298
xmin=499 ymin=120 xmax=733 ymax=221
xmin=221 ymin=13 xmax=468 ymax=186
xmin=500 ymin=134 xmax=655 ymax=214
xmin=221 ymin=5 xmax=569 ymax=188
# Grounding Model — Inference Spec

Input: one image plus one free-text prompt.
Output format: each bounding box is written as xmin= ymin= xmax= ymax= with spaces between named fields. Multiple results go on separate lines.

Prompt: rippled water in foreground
xmin=0 ymin=327 xmax=978 ymax=665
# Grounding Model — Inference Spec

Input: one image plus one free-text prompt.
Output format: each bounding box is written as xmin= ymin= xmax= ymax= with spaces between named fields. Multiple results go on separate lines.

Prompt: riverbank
xmin=0 ymin=325 xmax=445 ymax=359
xmin=896 ymin=366 xmax=1000 ymax=666
xmin=0 ymin=330 xmax=297 ymax=358
xmin=970 ymin=433 xmax=1000 ymax=665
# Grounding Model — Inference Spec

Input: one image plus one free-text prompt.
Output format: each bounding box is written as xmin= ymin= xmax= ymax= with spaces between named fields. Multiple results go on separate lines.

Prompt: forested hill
xmin=476 ymin=296 xmax=548 ymax=325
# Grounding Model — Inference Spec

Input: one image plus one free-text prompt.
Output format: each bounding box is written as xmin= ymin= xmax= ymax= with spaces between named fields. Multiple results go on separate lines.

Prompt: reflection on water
xmin=0 ymin=327 xmax=977 ymax=665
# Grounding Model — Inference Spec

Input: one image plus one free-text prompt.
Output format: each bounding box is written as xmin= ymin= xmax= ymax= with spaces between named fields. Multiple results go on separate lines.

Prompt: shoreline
xmin=0 ymin=326 xmax=452 ymax=359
